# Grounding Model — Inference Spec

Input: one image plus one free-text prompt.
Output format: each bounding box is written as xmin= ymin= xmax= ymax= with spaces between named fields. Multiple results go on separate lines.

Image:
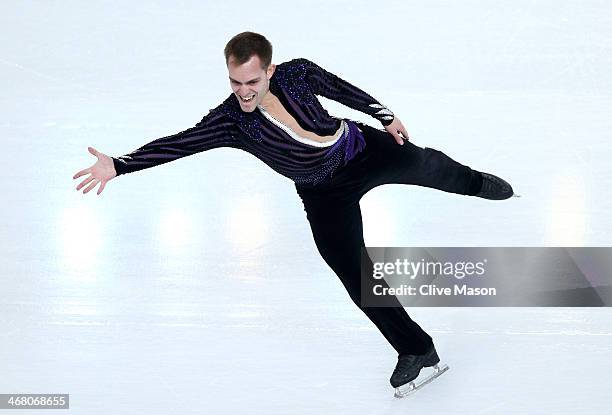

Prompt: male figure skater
xmin=73 ymin=31 xmax=514 ymax=396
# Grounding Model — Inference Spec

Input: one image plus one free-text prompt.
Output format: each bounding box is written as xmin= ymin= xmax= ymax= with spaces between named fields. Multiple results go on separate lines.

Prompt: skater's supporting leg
xmin=296 ymin=192 xmax=433 ymax=355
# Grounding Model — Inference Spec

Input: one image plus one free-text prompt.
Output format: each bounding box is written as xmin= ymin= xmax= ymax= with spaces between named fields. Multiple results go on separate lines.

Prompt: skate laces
xmin=484 ymin=173 xmax=510 ymax=191
xmin=393 ymin=355 xmax=420 ymax=375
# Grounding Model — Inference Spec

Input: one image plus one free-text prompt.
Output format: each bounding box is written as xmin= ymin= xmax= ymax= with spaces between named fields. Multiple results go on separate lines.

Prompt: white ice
xmin=1 ymin=0 xmax=611 ymax=414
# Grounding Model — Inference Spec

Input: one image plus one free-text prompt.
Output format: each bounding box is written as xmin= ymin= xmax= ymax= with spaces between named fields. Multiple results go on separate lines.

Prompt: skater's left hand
xmin=384 ymin=117 xmax=410 ymax=145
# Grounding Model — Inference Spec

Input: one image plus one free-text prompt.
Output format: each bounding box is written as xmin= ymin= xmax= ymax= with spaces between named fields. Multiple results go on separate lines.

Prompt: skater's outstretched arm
xmin=297 ymin=58 xmax=409 ymax=145
xmin=110 ymin=109 xmax=241 ymax=176
xmin=72 ymin=107 xmax=241 ymax=195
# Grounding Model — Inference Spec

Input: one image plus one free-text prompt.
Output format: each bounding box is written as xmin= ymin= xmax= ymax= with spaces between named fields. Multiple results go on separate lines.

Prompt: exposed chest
xmin=258 ymin=94 xmax=340 ymax=143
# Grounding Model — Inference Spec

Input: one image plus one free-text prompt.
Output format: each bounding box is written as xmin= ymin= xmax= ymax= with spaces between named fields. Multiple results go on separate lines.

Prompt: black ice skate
xmin=390 ymin=345 xmax=449 ymax=398
xmin=475 ymin=172 xmax=519 ymax=200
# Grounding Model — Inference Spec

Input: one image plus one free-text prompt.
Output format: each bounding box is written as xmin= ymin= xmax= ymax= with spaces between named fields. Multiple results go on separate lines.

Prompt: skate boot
xmin=475 ymin=172 xmax=517 ymax=200
xmin=390 ymin=344 xmax=449 ymax=398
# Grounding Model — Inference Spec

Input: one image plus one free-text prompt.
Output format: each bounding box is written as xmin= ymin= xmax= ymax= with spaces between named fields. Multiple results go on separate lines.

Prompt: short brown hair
xmin=224 ymin=31 xmax=273 ymax=69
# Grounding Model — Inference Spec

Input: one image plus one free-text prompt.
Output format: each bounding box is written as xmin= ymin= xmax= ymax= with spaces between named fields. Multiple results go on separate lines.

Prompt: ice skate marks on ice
xmin=393 ymin=363 xmax=449 ymax=398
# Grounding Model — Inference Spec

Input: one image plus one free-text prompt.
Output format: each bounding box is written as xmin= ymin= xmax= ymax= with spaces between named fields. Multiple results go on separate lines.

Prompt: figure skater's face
xmin=227 ymin=54 xmax=275 ymax=112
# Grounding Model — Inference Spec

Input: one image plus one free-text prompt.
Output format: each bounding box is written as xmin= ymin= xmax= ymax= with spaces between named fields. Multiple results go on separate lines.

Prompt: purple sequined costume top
xmin=111 ymin=58 xmax=395 ymax=186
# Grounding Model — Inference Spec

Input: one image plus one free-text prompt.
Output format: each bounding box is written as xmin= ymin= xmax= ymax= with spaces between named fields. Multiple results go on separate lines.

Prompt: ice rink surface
xmin=1 ymin=0 xmax=611 ymax=413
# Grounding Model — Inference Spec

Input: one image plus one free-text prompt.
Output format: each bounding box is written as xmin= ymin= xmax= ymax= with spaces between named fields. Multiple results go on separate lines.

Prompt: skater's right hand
xmin=73 ymin=146 xmax=117 ymax=195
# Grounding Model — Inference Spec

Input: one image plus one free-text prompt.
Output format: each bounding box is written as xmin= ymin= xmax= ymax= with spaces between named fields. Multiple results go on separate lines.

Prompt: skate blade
xmin=393 ymin=363 xmax=450 ymax=398
xmin=512 ymin=193 xmax=521 ymax=198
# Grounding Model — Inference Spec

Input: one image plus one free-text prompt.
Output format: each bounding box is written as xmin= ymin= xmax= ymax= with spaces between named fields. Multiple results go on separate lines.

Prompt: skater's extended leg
xmin=296 ymin=191 xmax=433 ymax=355
xmin=356 ymin=123 xmax=514 ymax=199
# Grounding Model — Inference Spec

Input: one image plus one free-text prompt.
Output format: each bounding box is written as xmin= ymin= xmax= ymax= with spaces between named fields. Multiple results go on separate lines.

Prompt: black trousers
xmin=295 ymin=121 xmax=482 ymax=355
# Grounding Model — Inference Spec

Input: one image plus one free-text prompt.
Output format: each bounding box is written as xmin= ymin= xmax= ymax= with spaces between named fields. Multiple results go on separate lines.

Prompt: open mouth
xmin=239 ymin=93 xmax=256 ymax=103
